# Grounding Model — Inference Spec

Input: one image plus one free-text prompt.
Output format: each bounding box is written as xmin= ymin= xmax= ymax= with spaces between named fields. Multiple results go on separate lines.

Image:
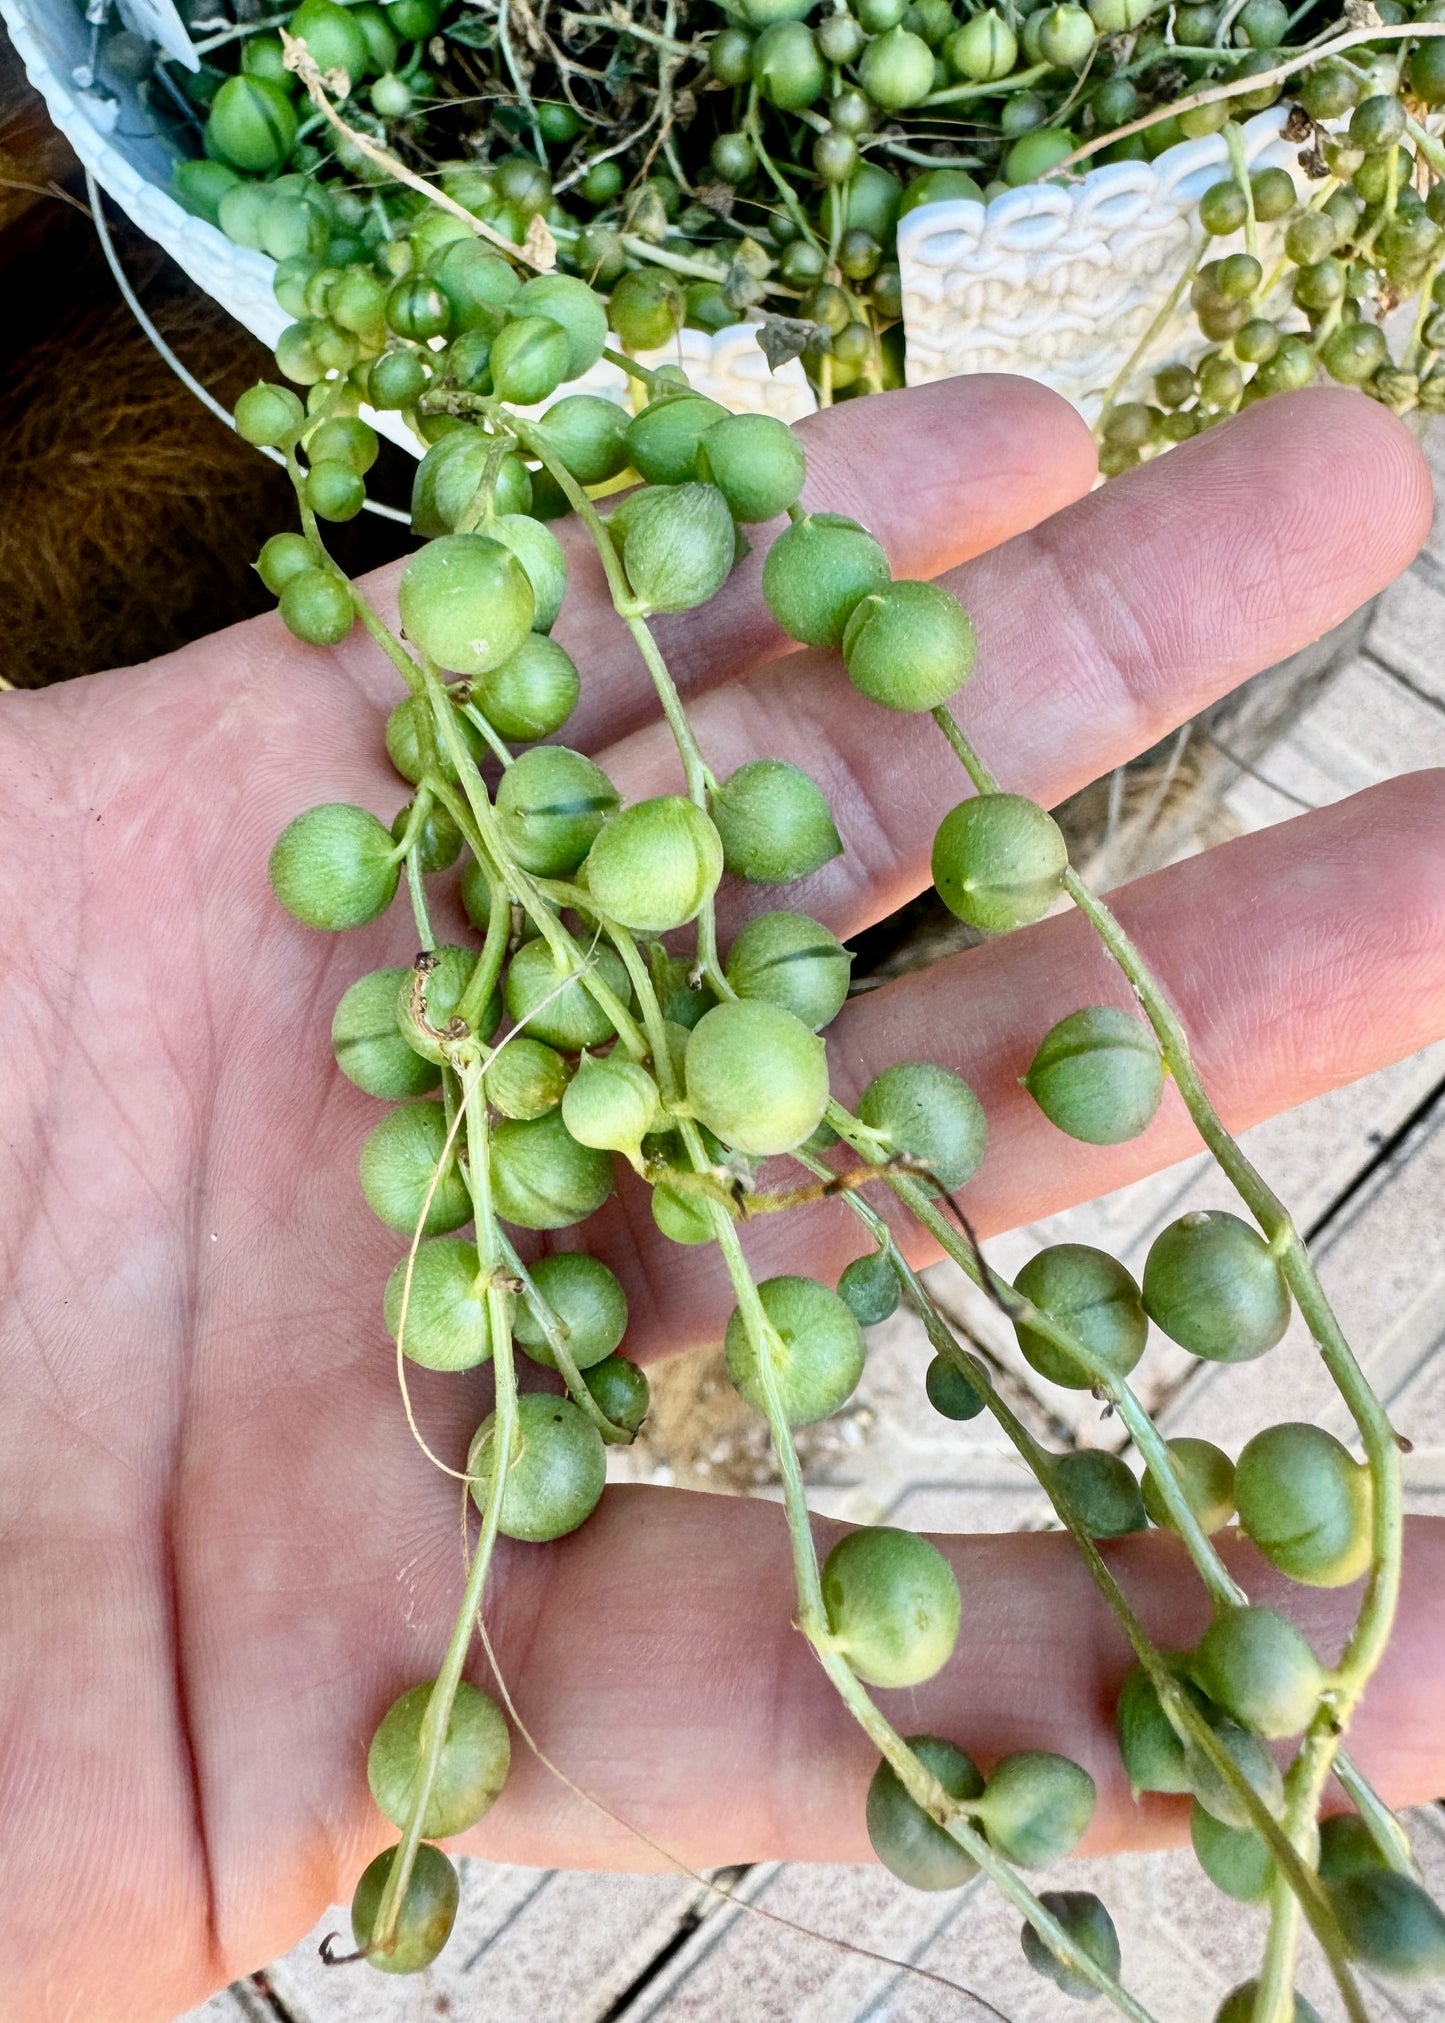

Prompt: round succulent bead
xmin=751 ymin=19 xmax=826 ymax=107
xmin=1020 ymin=1891 xmax=1121 ymax=2001
xmin=695 ymin=412 xmax=807 ymax=522
xmin=383 ymin=1237 xmax=496 ymax=1370
xmin=359 ymin=1101 xmax=472 ymax=1237
xmin=537 ymin=393 xmax=630 ymax=485
xmin=1329 ymin=1871 xmax=1445 ymax=1980
xmin=205 ymin=75 xmax=299 ymax=173
xmin=510 ymin=273 xmax=608 ymax=378
xmin=583 ymin=1354 xmax=650 ymax=1433
xmin=475 ymin=635 xmax=580 ymax=743
xmin=842 ymin=580 xmax=977 ymax=711
xmin=1190 ymin=1604 xmax=1326 ymax=1739
xmin=489 ymin=1110 xmax=615 ymax=1230
xmin=351 ymin=1842 xmax=459 ymax=1973
xmin=1235 ymin=1422 xmax=1372 ymax=1588
xmin=367 ymin=1679 xmax=510 ymax=1837
xmin=1214 ymin=1985 xmax=1322 ymax=2023
xmin=762 ymin=513 xmax=892 ymax=647
xmin=624 ymin=394 xmax=730 ymax=486
xmin=725 ymin=911 xmax=852 ymax=1030
xmin=837 ymin=1247 xmax=901 ymax=1326
xmin=1141 ymin=1436 xmax=1236 ymax=1536
xmin=398 ymin=535 xmax=535 ymax=677
xmin=710 ymin=760 xmax=842 ymax=885
xmin=561 ymin=1052 xmax=661 ymax=1164
xmin=489 ymin=315 xmax=571 ymax=404
xmin=1115 ymin=1663 xmax=1209 ymax=1798
xmin=468 ymin=1391 xmax=607 ymax=1540
xmin=582 ymin=796 xmax=725 ymax=933
xmin=1013 ymin=1243 xmax=1148 ymax=1390
xmin=1191 ymin=1803 xmax=1275 ymax=1904
xmin=976 ymin=1751 xmax=1096 ymax=1866
xmin=1051 ymin=1448 xmax=1147 ymax=1538
xmin=859 ymin=25 xmax=936 ymax=109
xmin=1319 ymin=1811 xmax=1393 ymax=1887
xmin=865 ymin=1736 xmax=985 ymax=1889
xmin=503 ymin=939 xmax=632 ymax=1052
xmin=483 ymin=514 xmax=567 ymax=635
xmin=333 ymin=967 xmax=441 ymax=1099
xmin=269 ymin=804 xmax=399 ymax=930
xmin=1142 ymin=1210 xmax=1290 ymax=1362
xmin=684 ymin=999 xmax=830 ymax=1155
xmin=1023 ymin=1006 xmax=1165 ymax=1144
xmin=821 ymin=1525 xmax=961 ymax=1687
xmin=925 ymin=1353 xmax=988 ymax=1420
xmin=856 ymin=1061 xmax=987 ymax=1192
xmin=484 ymin=1039 xmax=569 ymax=1126
xmin=724 ymin=1273 xmax=866 ymax=1424
xmin=931 ymin=794 xmax=1069 ymax=933
xmin=1186 ymin=1715 xmax=1287 ymax=1830
xmin=514 ymin=1250 xmax=628 ymax=1370
xmin=495 ymin=745 xmax=619 ymax=876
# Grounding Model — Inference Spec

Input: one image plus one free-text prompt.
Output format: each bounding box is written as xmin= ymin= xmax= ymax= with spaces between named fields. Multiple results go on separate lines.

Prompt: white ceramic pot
xmin=2 ymin=0 xmax=1305 ymax=434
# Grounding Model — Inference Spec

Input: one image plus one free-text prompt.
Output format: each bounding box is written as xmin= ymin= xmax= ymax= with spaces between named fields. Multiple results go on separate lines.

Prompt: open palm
xmin=4 ymin=377 xmax=1445 ymax=2023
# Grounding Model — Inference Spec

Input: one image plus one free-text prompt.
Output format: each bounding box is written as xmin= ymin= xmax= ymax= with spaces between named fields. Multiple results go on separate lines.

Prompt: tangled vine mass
xmin=106 ymin=0 xmax=1445 ymax=2008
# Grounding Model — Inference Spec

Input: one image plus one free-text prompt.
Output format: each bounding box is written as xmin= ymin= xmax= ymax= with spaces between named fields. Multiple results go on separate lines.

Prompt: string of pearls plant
xmin=235 ymin=165 xmax=1445 ymax=2020
xmin=143 ymin=0 xmax=1445 ymax=425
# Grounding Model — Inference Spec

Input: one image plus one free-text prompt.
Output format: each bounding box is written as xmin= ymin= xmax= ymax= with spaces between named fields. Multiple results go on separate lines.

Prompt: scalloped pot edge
xmin=5 ymin=0 xmax=1302 ymax=440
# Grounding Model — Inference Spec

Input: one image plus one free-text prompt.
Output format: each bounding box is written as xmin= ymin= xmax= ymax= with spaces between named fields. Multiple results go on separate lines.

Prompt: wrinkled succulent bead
xmin=1235 ymin=1422 xmax=1372 ymax=1588
xmin=1051 ymin=1448 xmax=1147 ymax=1538
xmin=333 ymin=967 xmax=441 ymax=1099
xmin=270 ymin=804 xmax=399 ymax=931
xmin=1142 ymin=1210 xmax=1290 ymax=1362
xmin=821 ymin=1525 xmax=961 ymax=1687
xmin=725 ymin=910 xmax=852 ymax=1030
xmin=762 ymin=513 xmax=892 ymax=647
xmin=514 ymin=1250 xmax=628 ymax=1370
xmin=582 ymin=796 xmax=724 ymax=933
xmin=724 ymin=1273 xmax=865 ymax=1425
xmin=865 ymin=1735 xmax=984 ymax=1889
xmin=398 ymin=535 xmax=535 ymax=677
xmin=489 ymin=1109 xmax=615 ymax=1229
xmin=468 ymin=1391 xmax=607 ymax=1539
xmin=856 ymin=1060 xmax=987 ymax=1192
xmin=842 ymin=580 xmax=977 ymax=711
xmin=495 ymin=745 xmax=620 ymax=875
xmin=367 ymin=1679 xmax=510 ymax=1837
xmin=1190 ymin=1604 xmax=1325 ymax=1739
xmin=383 ymin=1237 xmax=496 ymax=1370
xmin=932 ymin=794 xmax=1068 ymax=933
xmin=351 ymin=1842 xmax=459 ymax=1973
xmin=684 ymin=999 xmax=830 ymax=1156
xmin=1141 ymin=1435 xmax=1236 ymax=1536
xmin=710 ymin=760 xmax=842 ymax=885
xmin=1014 ymin=1243 xmax=1148 ymax=1389
xmin=1020 ymin=1891 xmax=1121 ymax=2000
xmin=617 ymin=483 xmax=737 ymax=613
xmin=359 ymin=1101 xmax=472 ymax=1236
xmin=976 ymin=1751 xmax=1096 ymax=1867
xmin=1023 ymin=1006 xmax=1165 ymax=1145
xmin=395 ymin=944 xmax=490 ymax=1063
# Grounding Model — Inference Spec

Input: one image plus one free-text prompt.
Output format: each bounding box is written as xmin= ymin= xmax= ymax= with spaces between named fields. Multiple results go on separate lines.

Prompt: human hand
xmin=3 ymin=377 xmax=1444 ymax=2023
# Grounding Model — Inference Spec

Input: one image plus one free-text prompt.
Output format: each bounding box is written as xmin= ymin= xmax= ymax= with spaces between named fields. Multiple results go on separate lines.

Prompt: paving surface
xmin=181 ymin=422 xmax=1445 ymax=2023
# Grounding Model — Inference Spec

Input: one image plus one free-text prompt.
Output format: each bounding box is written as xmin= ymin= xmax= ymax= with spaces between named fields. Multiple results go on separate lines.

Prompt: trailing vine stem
xmin=925 ymin=702 xmax=1403 ymax=2023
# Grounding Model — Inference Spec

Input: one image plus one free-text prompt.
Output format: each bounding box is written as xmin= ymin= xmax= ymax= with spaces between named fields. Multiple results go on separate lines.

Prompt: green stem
xmin=922 ymin=60 xmax=1050 ymax=108
xmin=369 ymin=1066 xmax=516 ymax=1956
xmin=1223 ymin=119 xmax=1258 ymax=265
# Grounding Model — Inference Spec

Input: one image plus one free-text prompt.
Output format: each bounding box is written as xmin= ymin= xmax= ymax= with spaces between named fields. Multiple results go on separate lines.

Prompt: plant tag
xmin=115 ymin=0 xmax=201 ymax=71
